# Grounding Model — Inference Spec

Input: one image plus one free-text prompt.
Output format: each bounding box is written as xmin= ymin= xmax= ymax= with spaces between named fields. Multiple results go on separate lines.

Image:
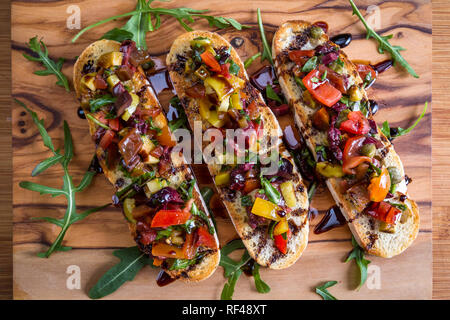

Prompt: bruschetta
xmin=73 ymin=39 xmax=220 ymax=281
xmin=167 ymin=31 xmax=309 ymax=269
xmin=272 ymin=21 xmax=419 ymax=258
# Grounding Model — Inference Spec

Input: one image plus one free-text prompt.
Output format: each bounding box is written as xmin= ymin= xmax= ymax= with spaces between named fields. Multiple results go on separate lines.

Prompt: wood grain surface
xmin=4 ymin=0 xmax=445 ymax=299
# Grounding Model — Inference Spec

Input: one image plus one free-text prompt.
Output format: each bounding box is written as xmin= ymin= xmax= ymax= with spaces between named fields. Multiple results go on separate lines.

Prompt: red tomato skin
xmin=196 ymin=226 xmax=217 ymax=249
xmin=99 ymin=130 xmax=115 ymax=150
xmin=151 ymin=210 xmax=191 ymax=228
xmin=274 ymin=229 xmax=292 ymax=254
xmin=302 ymin=70 xmax=342 ymax=107
xmin=339 ymin=111 xmax=370 ymax=135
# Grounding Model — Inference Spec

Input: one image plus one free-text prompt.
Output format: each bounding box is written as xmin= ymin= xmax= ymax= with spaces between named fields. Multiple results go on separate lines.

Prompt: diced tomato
xmin=200 ymin=51 xmax=221 ymax=73
xmin=99 ymin=130 xmax=115 ymax=150
xmin=220 ymin=63 xmax=231 ymax=79
xmin=288 ymin=50 xmax=315 ymax=66
xmin=196 ymin=226 xmax=217 ymax=249
xmin=366 ymin=201 xmax=401 ymax=224
xmin=356 ymin=63 xmax=377 ymax=82
xmin=246 ymin=101 xmax=260 ymax=120
xmin=151 ymin=209 xmax=191 ymax=228
xmin=318 ymin=65 xmax=347 ymax=93
xmin=339 ymin=111 xmax=370 ymax=135
xmin=182 ymin=232 xmax=197 ymax=260
xmin=274 ymin=228 xmax=291 ymax=254
xmin=94 ymin=75 xmax=108 ymax=90
xmin=367 ymin=168 xmax=391 ymax=202
xmin=108 ymin=118 xmax=119 ymax=131
xmin=302 ymin=69 xmax=342 ymax=107
xmin=95 ymin=111 xmax=109 ymax=125
xmin=156 ymin=126 xmax=176 ymax=147
xmin=139 ymin=230 xmax=157 ymax=246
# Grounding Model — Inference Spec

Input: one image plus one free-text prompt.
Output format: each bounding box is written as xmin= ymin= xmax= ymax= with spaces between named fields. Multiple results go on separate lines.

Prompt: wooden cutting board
xmin=11 ymin=0 xmax=431 ymax=299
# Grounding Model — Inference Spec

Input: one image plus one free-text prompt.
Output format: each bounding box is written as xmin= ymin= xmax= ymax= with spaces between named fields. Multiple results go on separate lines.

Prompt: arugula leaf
xmin=252 ymin=263 xmax=270 ymax=294
xmin=168 ymin=96 xmax=188 ymax=132
xmin=23 ymin=37 xmax=70 ymax=91
xmin=89 ymin=246 xmax=154 ymax=299
xmin=221 ymin=269 xmax=242 ymax=300
xmin=244 ymin=52 xmax=262 ymax=69
xmin=260 ymin=177 xmax=281 ymax=204
xmin=191 ymin=202 xmax=215 ymax=235
xmin=346 ymin=236 xmax=371 ymax=289
xmin=72 ymin=0 xmax=249 ymax=49
xmin=349 ymin=0 xmax=418 ymax=78
xmin=16 ymin=99 xmax=109 ymax=258
xmin=85 ymin=113 xmax=111 ymax=130
xmin=228 ymin=59 xmax=240 ymax=75
xmin=200 ymin=186 xmax=217 ymax=231
xmin=380 ymin=102 xmax=428 ymax=140
xmin=257 ymin=8 xmax=274 ymax=66
xmin=89 ymin=94 xmax=117 ymax=113
xmin=315 ymin=281 xmax=338 ymax=300
xmin=302 ymin=56 xmax=318 ymax=72
xmin=265 ymin=84 xmax=282 ymax=103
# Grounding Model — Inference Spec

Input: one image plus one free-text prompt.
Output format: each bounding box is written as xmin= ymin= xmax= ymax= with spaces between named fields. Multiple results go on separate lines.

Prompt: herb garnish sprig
xmin=381 ymin=102 xmax=428 ymax=140
xmin=16 ymin=99 xmax=109 ymax=258
xmin=23 ymin=37 xmax=70 ymax=91
xmin=72 ymin=0 xmax=249 ymax=49
xmin=257 ymin=8 xmax=274 ymax=66
xmin=315 ymin=281 xmax=338 ymax=300
xmin=349 ymin=0 xmax=418 ymax=78
xmin=345 ymin=236 xmax=371 ymax=289
xmin=220 ymin=239 xmax=270 ymax=300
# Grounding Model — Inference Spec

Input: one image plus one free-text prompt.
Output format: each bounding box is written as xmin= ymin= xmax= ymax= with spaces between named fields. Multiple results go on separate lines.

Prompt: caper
xmin=360 ymin=143 xmax=376 ymax=158
xmin=310 ymin=26 xmax=324 ymax=39
xmin=348 ymin=85 xmax=363 ymax=101
xmin=388 ymin=166 xmax=403 ymax=184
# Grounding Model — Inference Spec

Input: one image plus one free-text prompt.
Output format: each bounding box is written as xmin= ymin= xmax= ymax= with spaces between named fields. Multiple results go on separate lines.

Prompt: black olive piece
xmin=368 ymin=99 xmax=379 ymax=115
xmin=77 ymin=107 xmax=86 ymax=119
xmin=330 ymin=33 xmax=352 ymax=48
xmin=390 ymin=127 xmax=399 ymax=137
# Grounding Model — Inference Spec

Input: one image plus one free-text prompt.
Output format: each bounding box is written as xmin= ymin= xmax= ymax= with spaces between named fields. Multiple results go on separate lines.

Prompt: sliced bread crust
xmin=272 ymin=21 xmax=419 ymax=258
xmin=167 ymin=31 xmax=309 ymax=269
xmin=73 ymin=39 xmax=219 ymax=281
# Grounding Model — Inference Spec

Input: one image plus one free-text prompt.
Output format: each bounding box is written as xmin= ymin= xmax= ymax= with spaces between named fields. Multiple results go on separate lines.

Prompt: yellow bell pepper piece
xmin=230 ymin=91 xmax=243 ymax=110
xmin=98 ymin=52 xmax=123 ymax=69
xmin=107 ymin=74 xmax=120 ymax=88
xmin=199 ymin=99 xmax=211 ymax=120
xmin=273 ymin=218 xmax=289 ymax=236
xmin=315 ymin=162 xmax=345 ymax=178
xmin=81 ymin=73 xmax=97 ymax=91
xmin=121 ymin=93 xmax=140 ymax=121
xmin=215 ymin=172 xmax=230 ymax=186
xmin=251 ymin=197 xmax=281 ymax=221
xmin=204 ymin=76 xmax=234 ymax=103
xmin=228 ymin=75 xmax=245 ymax=90
xmin=207 ymin=110 xmax=226 ymax=128
xmin=280 ymin=181 xmax=297 ymax=208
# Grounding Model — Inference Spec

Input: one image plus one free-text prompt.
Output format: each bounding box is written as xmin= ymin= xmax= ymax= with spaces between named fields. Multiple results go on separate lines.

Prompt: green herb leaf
xmin=252 ymin=263 xmax=270 ymax=294
xmin=260 ymin=177 xmax=281 ymax=204
xmin=73 ymin=1 xmax=249 ymax=49
xmin=191 ymin=202 xmax=215 ymax=235
xmin=89 ymin=94 xmax=117 ymax=113
xmin=257 ymin=8 xmax=274 ymax=66
xmin=244 ymin=52 xmax=262 ymax=69
xmin=346 ymin=236 xmax=371 ymax=289
xmin=88 ymin=246 xmax=153 ymax=299
xmin=17 ymin=100 xmax=107 ymax=258
xmin=86 ymin=113 xmax=111 ymax=130
xmin=23 ymin=37 xmax=70 ymax=91
xmin=302 ymin=56 xmax=318 ymax=72
xmin=315 ymin=281 xmax=338 ymax=300
xmin=221 ymin=269 xmax=242 ymax=300
xmin=380 ymin=102 xmax=427 ymax=140
xmin=349 ymin=0 xmax=418 ymax=78
xmin=241 ymin=195 xmax=253 ymax=207
xmin=265 ymin=84 xmax=282 ymax=103
xmin=228 ymin=59 xmax=240 ymax=75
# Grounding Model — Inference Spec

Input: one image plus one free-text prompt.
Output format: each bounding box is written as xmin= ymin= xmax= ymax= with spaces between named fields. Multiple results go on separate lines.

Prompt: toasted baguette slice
xmin=272 ymin=21 xmax=419 ymax=258
xmin=167 ymin=31 xmax=309 ymax=269
xmin=74 ymin=39 xmax=219 ymax=281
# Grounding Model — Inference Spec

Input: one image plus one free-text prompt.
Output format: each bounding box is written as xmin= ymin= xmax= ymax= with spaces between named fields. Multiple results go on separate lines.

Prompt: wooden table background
xmin=1 ymin=0 xmax=447 ymax=299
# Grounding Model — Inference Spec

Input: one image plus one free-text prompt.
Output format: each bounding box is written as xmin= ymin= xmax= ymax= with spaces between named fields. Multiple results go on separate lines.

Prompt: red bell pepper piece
xmin=196 ymin=226 xmax=217 ymax=249
xmin=366 ymin=201 xmax=402 ymax=224
xmin=99 ymin=130 xmax=115 ymax=150
xmin=151 ymin=209 xmax=191 ymax=228
xmin=288 ymin=50 xmax=315 ymax=66
xmin=356 ymin=63 xmax=377 ymax=82
xmin=339 ymin=111 xmax=370 ymax=135
xmin=302 ymin=69 xmax=342 ymax=107
xmin=200 ymin=51 xmax=221 ymax=73
xmin=274 ymin=228 xmax=292 ymax=254
xmin=108 ymin=118 xmax=120 ymax=131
